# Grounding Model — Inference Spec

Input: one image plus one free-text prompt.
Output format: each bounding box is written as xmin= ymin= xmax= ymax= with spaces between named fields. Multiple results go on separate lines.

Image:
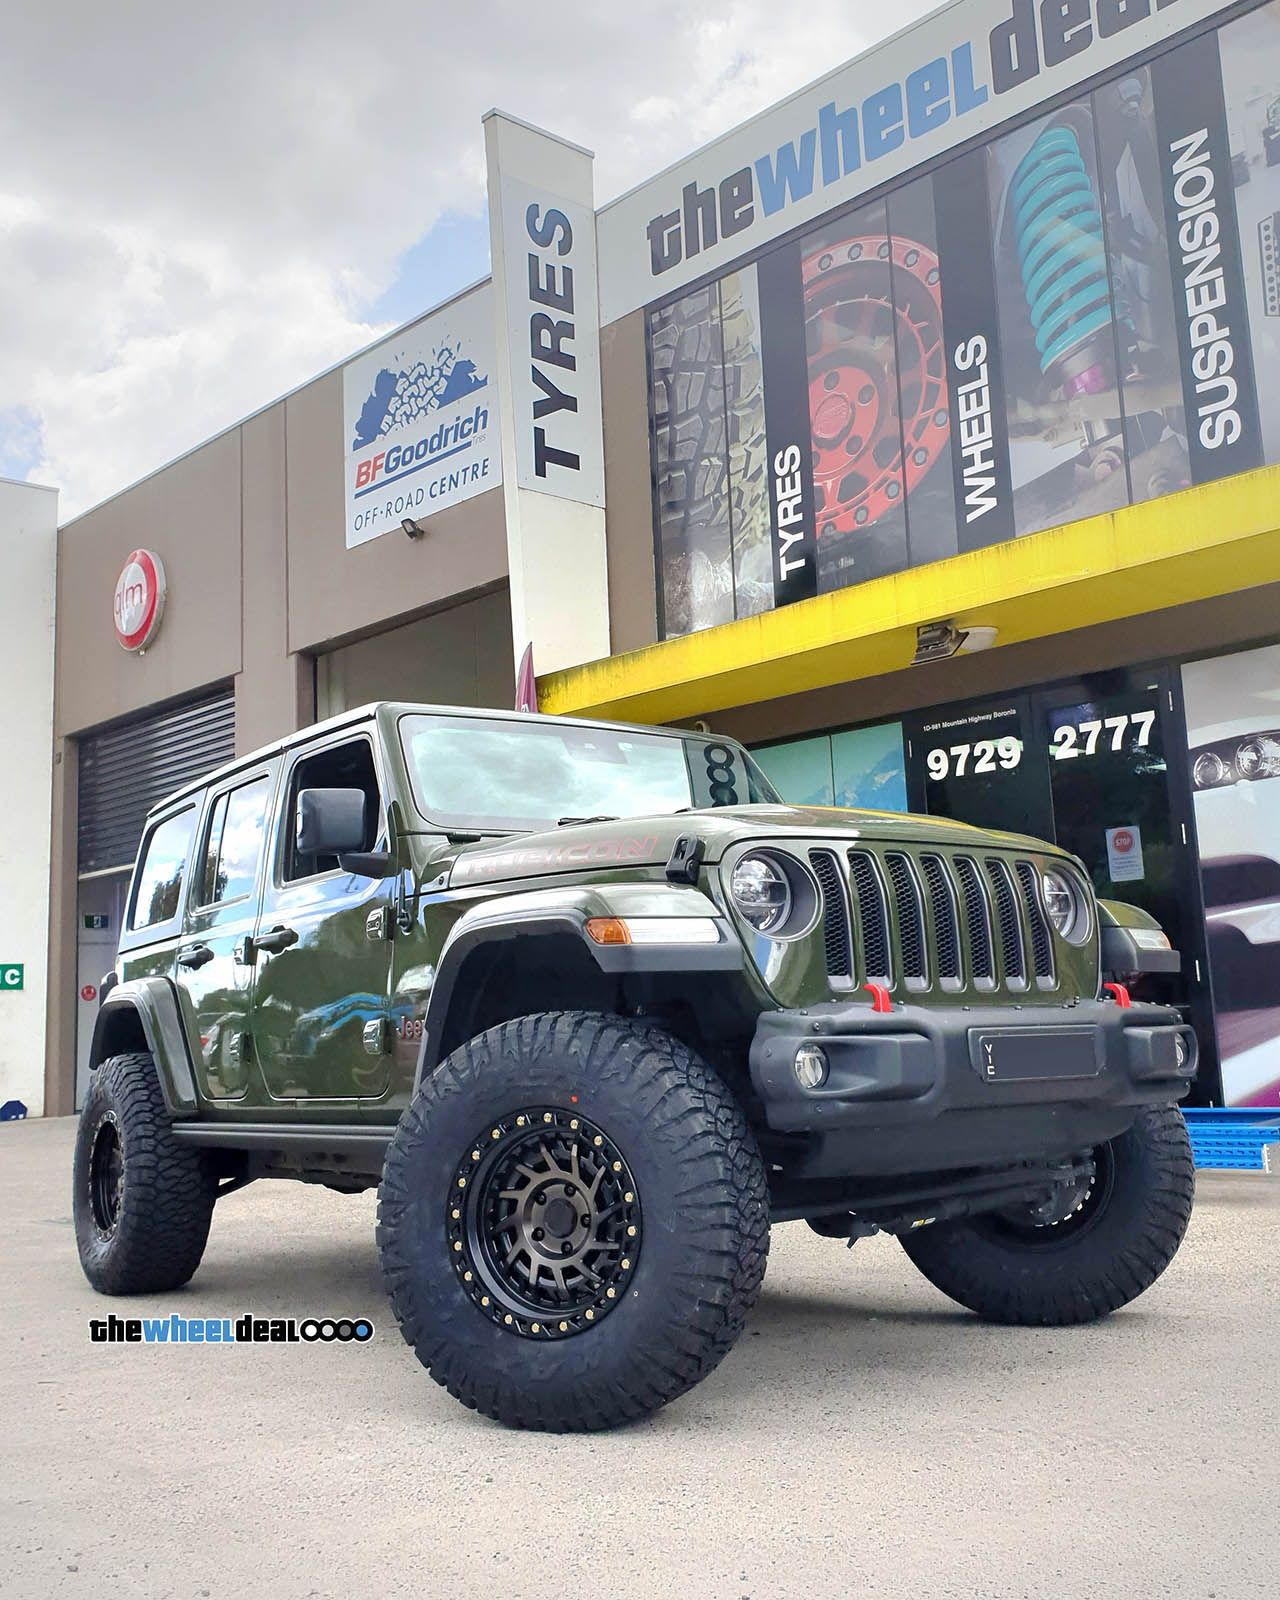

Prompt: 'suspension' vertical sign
xmin=498 ymin=174 xmax=606 ymax=507
xmin=757 ymin=245 xmax=819 ymax=607
xmin=1151 ymin=29 xmax=1262 ymax=485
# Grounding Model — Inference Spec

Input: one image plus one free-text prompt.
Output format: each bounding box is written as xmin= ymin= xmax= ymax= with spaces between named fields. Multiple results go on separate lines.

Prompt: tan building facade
xmin=48 ymin=307 xmax=513 ymax=1114
xmin=43 ymin=0 xmax=1280 ymax=1115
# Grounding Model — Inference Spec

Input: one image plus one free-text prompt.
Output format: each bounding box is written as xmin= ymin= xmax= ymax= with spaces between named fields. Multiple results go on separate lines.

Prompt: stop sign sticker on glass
xmin=113 ymin=549 xmax=167 ymax=652
xmin=1105 ymin=824 xmax=1145 ymax=883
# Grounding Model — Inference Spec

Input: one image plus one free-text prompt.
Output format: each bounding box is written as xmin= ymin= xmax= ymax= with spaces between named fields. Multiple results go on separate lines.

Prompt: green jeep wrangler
xmin=75 ymin=702 xmax=1196 ymax=1431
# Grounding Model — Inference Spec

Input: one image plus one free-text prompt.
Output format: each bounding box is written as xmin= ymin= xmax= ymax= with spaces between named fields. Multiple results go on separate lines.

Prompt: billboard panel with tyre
xmin=644 ymin=1 xmax=1280 ymax=640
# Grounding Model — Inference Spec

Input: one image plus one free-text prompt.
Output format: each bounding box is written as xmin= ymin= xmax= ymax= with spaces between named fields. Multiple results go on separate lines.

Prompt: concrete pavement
xmin=3 ymin=1113 xmax=1276 ymax=1599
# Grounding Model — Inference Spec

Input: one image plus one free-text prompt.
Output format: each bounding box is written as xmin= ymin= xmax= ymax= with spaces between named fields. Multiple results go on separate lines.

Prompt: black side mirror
xmin=296 ymin=788 xmax=367 ymax=855
xmin=336 ymin=849 xmax=398 ymax=880
xmin=295 ymin=788 xmax=398 ymax=881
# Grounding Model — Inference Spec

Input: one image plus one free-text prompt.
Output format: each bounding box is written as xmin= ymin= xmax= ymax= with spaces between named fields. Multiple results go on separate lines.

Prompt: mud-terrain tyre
xmin=73 ymin=1052 xmax=218 ymax=1294
xmin=900 ymin=1104 xmax=1194 ymax=1324
xmin=378 ymin=1012 xmax=770 ymax=1431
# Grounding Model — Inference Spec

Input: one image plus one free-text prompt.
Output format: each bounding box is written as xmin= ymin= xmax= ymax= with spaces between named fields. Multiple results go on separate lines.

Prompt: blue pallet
xmin=1182 ymin=1108 xmax=1280 ymax=1173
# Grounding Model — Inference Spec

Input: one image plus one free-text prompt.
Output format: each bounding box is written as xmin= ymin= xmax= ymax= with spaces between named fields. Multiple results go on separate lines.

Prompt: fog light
xmin=794 ymin=1042 xmax=829 ymax=1090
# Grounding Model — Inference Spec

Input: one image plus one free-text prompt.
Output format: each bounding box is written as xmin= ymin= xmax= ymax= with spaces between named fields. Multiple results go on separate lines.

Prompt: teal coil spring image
xmin=1010 ymin=126 xmax=1114 ymax=398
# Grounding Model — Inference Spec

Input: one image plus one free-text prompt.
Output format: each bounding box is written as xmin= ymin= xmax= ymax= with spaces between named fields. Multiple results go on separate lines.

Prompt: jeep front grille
xmin=884 ymin=853 xmax=927 ymax=989
xmin=809 ymin=849 xmax=852 ymax=980
xmin=1015 ymin=860 xmax=1055 ymax=982
xmin=847 ymin=850 xmax=891 ymax=984
xmin=986 ymin=857 xmax=1026 ymax=991
xmin=953 ymin=855 xmax=995 ymax=987
xmin=920 ymin=854 xmax=962 ymax=988
xmin=812 ymin=846 xmax=1060 ymax=995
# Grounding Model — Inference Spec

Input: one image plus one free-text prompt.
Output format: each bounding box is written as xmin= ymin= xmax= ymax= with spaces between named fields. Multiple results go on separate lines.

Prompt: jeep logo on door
xmin=113 ymin=549 xmax=166 ymax=652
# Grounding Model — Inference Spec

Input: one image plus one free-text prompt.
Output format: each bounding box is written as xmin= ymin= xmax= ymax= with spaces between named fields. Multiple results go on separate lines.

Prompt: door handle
xmin=177 ymin=944 xmax=214 ymax=970
xmin=253 ymin=925 xmax=299 ymax=955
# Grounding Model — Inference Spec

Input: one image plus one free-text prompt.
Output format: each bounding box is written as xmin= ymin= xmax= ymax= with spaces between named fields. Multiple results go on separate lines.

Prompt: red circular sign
xmin=113 ymin=549 xmax=166 ymax=651
xmin=80 ymin=984 xmax=97 ymax=1003
xmin=1112 ymin=829 xmax=1134 ymax=853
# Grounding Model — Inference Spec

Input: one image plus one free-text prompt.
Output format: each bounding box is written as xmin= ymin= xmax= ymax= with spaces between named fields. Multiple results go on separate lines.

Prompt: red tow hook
xmin=1103 ymin=981 xmax=1132 ymax=1009
xmin=863 ymin=982 xmax=892 ymax=1014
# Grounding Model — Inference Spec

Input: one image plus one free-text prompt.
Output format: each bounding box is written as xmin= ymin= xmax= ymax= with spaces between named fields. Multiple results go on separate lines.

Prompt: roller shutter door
xmin=77 ymin=687 xmax=236 ymax=874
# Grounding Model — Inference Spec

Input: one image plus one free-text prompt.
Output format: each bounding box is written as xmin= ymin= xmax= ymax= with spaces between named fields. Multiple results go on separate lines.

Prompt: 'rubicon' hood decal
xmin=449 ymin=830 xmax=664 ymax=884
xmin=444 ymin=802 xmax=1063 ymax=887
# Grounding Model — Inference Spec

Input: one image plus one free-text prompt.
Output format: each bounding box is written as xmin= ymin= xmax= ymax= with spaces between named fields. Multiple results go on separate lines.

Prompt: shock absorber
xmin=1010 ymin=125 xmax=1114 ymax=398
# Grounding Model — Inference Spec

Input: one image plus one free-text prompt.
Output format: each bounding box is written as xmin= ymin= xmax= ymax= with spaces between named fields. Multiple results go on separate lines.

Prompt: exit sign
xmin=84 ymin=914 xmax=109 ymax=930
xmin=1 ymin=964 xmax=23 ymax=991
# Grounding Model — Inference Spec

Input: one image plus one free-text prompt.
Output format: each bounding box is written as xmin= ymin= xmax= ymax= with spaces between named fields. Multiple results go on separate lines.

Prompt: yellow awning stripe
xmin=540 ymin=463 xmax=1280 ymax=724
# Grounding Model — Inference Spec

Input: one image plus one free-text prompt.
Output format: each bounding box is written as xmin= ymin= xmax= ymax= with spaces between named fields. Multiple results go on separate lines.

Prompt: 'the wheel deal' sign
xmin=112 ymin=550 xmax=166 ymax=652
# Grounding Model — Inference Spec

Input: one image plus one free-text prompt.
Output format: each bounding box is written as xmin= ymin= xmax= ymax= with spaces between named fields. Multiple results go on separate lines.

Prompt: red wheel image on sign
xmin=112 ymin=550 xmax=166 ymax=652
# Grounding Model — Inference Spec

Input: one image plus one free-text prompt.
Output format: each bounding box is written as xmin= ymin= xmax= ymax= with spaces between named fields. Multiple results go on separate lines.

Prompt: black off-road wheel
xmin=377 ymin=1012 xmax=770 ymax=1432
xmin=900 ymin=1104 xmax=1194 ymax=1324
xmin=73 ymin=1052 xmax=218 ymax=1294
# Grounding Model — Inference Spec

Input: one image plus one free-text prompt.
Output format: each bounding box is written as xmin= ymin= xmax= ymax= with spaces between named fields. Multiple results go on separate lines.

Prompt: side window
xmin=281 ymin=738 xmax=382 ymax=883
xmin=197 ymin=776 xmax=272 ymax=908
xmin=130 ymin=808 xmax=197 ymax=932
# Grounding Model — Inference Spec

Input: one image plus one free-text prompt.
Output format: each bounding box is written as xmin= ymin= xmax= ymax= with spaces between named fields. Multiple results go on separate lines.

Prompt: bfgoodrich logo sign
xmin=342 ymin=284 xmax=502 ymax=549
xmin=595 ymin=0 xmax=1238 ymax=323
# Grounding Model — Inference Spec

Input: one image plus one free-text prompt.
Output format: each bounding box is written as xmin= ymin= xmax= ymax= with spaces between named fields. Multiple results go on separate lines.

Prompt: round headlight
xmin=1041 ymin=868 xmax=1088 ymax=944
xmin=1193 ymin=751 xmax=1228 ymax=789
xmin=730 ymin=854 xmax=792 ymax=934
xmin=1237 ymin=735 xmax=1280 ymax=781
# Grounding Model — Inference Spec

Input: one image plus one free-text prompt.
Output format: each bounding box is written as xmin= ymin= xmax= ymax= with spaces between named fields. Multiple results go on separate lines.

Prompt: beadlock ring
xmin=446 ymin=1107 xmax=642 ymax=1340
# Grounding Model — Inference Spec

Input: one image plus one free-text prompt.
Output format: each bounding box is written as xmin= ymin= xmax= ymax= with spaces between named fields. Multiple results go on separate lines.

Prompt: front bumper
xmin=749 ymin=997 xmax=1197 ymax=1178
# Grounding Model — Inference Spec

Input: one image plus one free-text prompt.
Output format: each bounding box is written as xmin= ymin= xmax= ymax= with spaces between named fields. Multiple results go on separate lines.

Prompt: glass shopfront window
xmin=751 ymin=660 xmax=1229 ymax=1095
xmin=905 ymin=696 xmax=1046 ymax=838
xmin=754 ymin=722 xmax=906 ymax=813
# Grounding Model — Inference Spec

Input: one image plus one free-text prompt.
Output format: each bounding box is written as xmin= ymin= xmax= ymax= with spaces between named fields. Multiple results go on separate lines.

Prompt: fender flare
xmin=90 ymin=978 xmax=201 ymax=1118
xmin=1096 ymin=898 xmax=1181 ymax=976
xmin=414 ymin=882 xmax=746 ymax=1086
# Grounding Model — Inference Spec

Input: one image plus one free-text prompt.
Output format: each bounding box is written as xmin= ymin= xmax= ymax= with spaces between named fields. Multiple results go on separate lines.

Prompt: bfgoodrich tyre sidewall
xmin=901 ymin=1104 xmax=1194 ymax=1322
xmin=72 ymin=1077 xmax=117 ymax=1283
xmin=378 ymin=1016 xmax=768 ymax=1423
xmin=963 ymin=1111 xmax=1187 ymax=1283
xmin=71 ymin=1052 xmax=216 ymax=1295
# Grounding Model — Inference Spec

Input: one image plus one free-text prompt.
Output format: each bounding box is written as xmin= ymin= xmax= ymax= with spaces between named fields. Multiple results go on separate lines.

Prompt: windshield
xmin=398 ymin=714 xmax=780 ymax=832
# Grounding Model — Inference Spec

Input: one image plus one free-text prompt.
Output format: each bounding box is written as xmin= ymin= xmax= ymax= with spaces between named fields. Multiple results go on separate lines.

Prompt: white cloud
xmin=1 ymin=0 xmax=936 ymax=516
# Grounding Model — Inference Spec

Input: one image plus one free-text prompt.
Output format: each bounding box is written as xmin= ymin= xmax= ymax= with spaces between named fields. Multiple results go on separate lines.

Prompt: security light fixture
xmin=912 ymin=621 xmax=964 ymax=665
xmin=911 ymin=620 xmax=999 ymax=664
xmin=402 ymin=518 xmax=425 ymax=539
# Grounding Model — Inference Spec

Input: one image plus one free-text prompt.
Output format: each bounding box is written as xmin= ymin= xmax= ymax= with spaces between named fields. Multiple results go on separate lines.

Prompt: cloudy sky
xmin=1 ymin=0 xmax=935 ymax=518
